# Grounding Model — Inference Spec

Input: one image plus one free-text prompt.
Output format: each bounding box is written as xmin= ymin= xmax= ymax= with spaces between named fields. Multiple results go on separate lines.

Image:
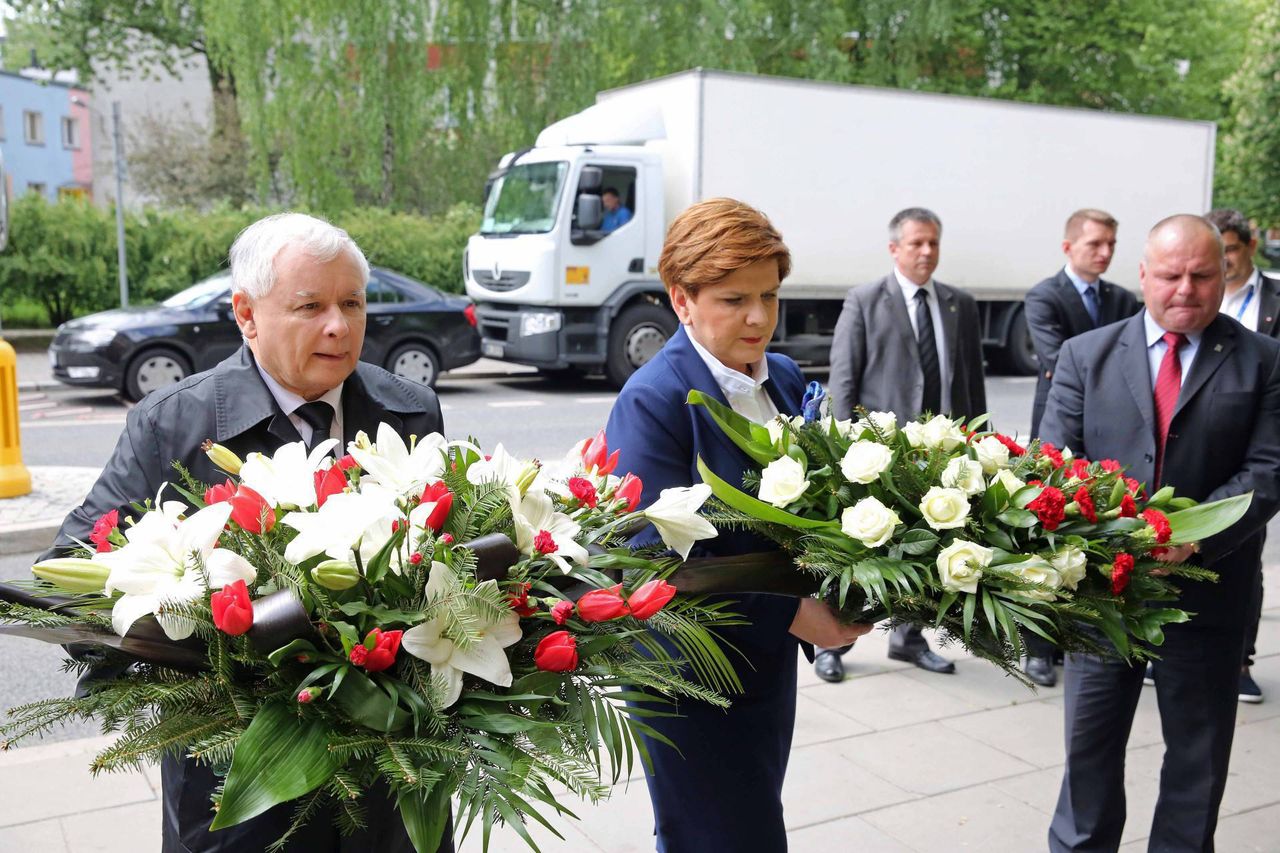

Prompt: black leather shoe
xmin=1024 ymin=655 xmax=1057 ymax=687
xmin=888 ymin=647 xmax=956 ymax=674
xmin=814 ymin=650 xmax=845 ymax=683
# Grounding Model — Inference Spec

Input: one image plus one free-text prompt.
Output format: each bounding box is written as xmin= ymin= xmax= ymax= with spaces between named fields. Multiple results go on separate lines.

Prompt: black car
xmin=49 ymin=267 xmax=481 ymax=400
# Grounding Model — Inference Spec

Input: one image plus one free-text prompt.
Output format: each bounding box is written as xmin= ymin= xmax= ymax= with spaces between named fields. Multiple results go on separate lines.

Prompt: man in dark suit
xmin=821 ymin=207 xmax=988 ymax=680
xmin=43 ymin=213 xmax=452 ymax=853
xmin=1205 ymin=207 xmax=1280 ymax=705
xmin=1023 ymin=209 xmax=1141 ymax=686
xmin=1043 ymin=215 xmax=1280 ymax=852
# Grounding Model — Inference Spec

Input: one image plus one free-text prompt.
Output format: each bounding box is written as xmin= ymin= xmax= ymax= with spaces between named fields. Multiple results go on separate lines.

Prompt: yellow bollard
xmin=0 ymin=336 xmax=32 ymax=498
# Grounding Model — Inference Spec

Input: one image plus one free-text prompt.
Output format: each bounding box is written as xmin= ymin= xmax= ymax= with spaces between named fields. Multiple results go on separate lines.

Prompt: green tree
xmin=1218 ymin=2 xmax=1280 ymax=228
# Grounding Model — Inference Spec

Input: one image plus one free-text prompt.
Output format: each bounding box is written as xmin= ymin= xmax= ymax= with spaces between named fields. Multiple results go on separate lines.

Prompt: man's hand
xmin=1150 ymin=543 xmax=1197 ymax=576
xmin=789 ymin=598 xmax=874 ymax=647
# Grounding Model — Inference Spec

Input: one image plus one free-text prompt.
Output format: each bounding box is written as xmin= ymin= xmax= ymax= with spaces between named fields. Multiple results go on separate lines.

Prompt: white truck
xmin=464 ymin=69 xmax=1215 ymax=387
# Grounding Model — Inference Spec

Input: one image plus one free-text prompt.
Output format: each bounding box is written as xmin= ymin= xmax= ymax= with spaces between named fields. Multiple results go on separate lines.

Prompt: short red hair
xmin=658 ymin=198 xmax=791 ymax=298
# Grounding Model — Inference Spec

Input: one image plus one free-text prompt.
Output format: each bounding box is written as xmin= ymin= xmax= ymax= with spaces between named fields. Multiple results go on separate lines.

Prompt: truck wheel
xmin=1003 ymin=308 xmax=1039 ymax=376
xmin=605 ymin=303 xmax=677 ymax=388
xmin=124 ymin=347 xmax=191 ymax=401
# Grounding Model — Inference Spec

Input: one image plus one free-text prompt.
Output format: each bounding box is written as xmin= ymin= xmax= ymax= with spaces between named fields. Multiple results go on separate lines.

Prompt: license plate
xmin=482 ymin=341 xmax=505 ymax=358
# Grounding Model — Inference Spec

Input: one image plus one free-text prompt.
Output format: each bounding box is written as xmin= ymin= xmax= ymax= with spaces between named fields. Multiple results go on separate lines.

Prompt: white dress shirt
xmin=1143 ymin=310 xmax=1202 ymax=392
xmin=255 ymin=363 xmax=345 ymax=446
xmin=893 ymin=267 xmax=951 ymax=412
xmin=1219 ymin=268 xmax=1262 ymax=333
xmin=687 ymin=331 xmax=779 ymax=425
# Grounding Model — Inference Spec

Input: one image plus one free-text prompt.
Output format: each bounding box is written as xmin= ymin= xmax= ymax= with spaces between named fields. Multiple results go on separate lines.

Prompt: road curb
xmin=0 ymin=522 xmax=60 ymax=556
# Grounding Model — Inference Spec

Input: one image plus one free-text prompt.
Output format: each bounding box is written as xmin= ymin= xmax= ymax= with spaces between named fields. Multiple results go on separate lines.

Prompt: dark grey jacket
xmin=43 ymin=346 xmax=443 ymax=559
xmin=828 ymin=273 xmax=987 ymax=422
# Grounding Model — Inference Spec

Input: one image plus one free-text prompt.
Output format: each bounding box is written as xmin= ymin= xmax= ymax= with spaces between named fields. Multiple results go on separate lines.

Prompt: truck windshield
xmin=480 ymin=161 xmax=567 ymax=235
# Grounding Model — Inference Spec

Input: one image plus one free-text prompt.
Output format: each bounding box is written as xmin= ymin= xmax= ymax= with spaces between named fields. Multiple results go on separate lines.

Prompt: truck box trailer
xmin=464 ymin=68 xmax=1215 ymax=386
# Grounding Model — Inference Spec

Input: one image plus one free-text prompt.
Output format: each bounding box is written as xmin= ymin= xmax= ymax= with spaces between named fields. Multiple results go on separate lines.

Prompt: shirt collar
xmin=254 ymin=361 xmax=344 ymax=420
xmin=1142 ymin=309 xmax=1203 ymax=350
xmin=894 ymin=267 xmax=935 ymax=301
xmin=686 ymin=329 xmax=770 ymax=398
xmin=1063 ymin=264 xmax=1098 ymax=295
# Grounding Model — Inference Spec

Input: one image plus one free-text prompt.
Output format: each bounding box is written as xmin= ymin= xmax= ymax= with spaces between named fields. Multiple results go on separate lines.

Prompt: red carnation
xmin=408 ymin=552 xmax=423 ymax=566
xmin=1039 ymin=442 xmax=1065 ymax=469
xmin=567 ymin=477 xmax=599 ymax=508
xmin=89 ymin=509 xmax=120 ymax=553
xmin=533 ymin=530 xmax=558 ymax=555
xmin=203 ymin=480 xmax=236 ymax=506
xmin=1027 ymin=479 xmax=1043 ymax=487
xmin=1028 ymin=486 xmax=1067 ymax=531
xmin=418 ymin=481 xmax=454 ymax=532
xmin=1070 ymin=458 xmax=1091 ymax=481
xmin=551 ymin=600 xmax=574 ymax=625
xmin=1100 ymin=459 xmax=1122 ymax=473
xmin=1111 ymin=553 xmax=1135 ymax=595
xmin=1119 ymin=493 xmax=1138 ymax=518
xmin=576 ymin=584 xmax=629 ymax=622
xmin=336 ymin=454 xmax=359 ymax=471
xmin=994 ymin=433 xmax=1026 ymax=456
xmin=535 ymin=630 xmax=578 ymax=672
xmin=508 ymin=581 xmax=539 ymax=617
xmin=348 ymin=645 xmax=368 ymax=666
xmin=1142 ymin=509 xmax=1172 ymax=545
xmin=1073 ymin=486 xmax=1098 ymax=523
xmin=313 ymin=465 xmax=347 ymax=508
xmin=1124 ymin=477 xmax=1145 ymax=499
xmin=210 ymin=579 xmax=254 ymax=636
xmin=627 ymin=579 xmax=677 ymax=620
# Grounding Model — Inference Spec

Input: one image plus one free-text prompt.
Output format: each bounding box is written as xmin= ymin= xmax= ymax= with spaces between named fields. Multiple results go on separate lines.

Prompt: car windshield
xmin=480 ymin=161 xmax=567 ymax=235
xmin=162 ymin=274 xmax=232 ymax=309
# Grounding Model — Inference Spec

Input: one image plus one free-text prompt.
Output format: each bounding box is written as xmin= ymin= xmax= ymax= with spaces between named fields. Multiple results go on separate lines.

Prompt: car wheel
xmin=124 ymin=347 xmax=191 ymax=401
xmin=605 ymin=302 xmax=677 ymax=389
xmin=387 ymin=342 xmax=441 ymax=387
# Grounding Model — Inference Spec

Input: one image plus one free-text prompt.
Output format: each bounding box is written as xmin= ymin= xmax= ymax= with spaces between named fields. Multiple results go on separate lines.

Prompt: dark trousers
xmin=1024 ymin=630 xmax=1058 ymax=661
xmin=887 ymin=622 xmax=930 ymax=654
xmin=161 ymin=753 xmax=455 ymax=853
xmin=1242 ymin=532 xmax=1265 ymax=668
xmin=1048 ymin=623 xmax=1244 ymax=852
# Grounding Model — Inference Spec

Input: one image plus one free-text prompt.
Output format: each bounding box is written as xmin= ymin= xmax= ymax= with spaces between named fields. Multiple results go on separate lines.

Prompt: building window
xmin=23 ymin=110 xmax=44 ymax=145
xmin=61 ymin=116 xmax=80 ymax=149
xmin=59 ymin=186 xmax=89 ymax=201
xmin=27 ymin=182 xmax=47 ymax=197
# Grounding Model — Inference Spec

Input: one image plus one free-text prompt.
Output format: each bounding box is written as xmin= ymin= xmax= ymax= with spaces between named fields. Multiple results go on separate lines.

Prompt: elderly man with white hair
xmin=41 ymin=213 xmax=451 ymax=852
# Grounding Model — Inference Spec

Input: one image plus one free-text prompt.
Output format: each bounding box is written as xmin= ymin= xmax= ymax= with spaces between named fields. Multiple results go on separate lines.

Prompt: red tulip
xmin=313 ymin=465 xmax=347 ymax=508
xmin=419 ymin=481 xmax=454 ymax=532
xmin=228 ymin=485 xmax=275 ymax=534
xmin=210 ymin=579 xmax=254 ymax=636
xmin=551 ymin=600 xmax=574 ymax=625
xmin=203 ymin=480 xmax=236 ymax=506
xmin=581 ymin=429 xmax=620 ymax=475
xmin=358 ymin=628 xmax=402 ymax=673
xmin=89 ymin=509 xmax=119 ymax=553
xmin=615 ymin=473 xmax=643 ymax=513
xmin=627 ymin=579 xmax=677 ymax=620
xmin=576 ymin=584 xmax=629 ymax=622
xmin=535 ymin=631 xmax=579 ymax=672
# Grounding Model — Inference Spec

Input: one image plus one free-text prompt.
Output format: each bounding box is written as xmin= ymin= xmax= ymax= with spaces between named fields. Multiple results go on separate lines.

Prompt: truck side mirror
xmin=576 ymin=193 xmax=603 ymax=231
xmin=577 ymin=166 xmax=603 ymax=193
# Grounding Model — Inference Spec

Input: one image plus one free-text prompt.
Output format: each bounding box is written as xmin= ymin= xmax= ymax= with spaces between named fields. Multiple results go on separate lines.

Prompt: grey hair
xmin=229 ymin=212 xmax=370 ymax=299
xmin=889 ymin=207 xmax=942 ymax=242
xmin=1204 ymin=208 xmax=1254 ymax=245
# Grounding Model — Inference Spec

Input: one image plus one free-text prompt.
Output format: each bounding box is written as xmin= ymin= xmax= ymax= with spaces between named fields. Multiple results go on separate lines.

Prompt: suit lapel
xmin=1256 ymin=274 xmax=1280 ymax=338
xmin=1097 ymin=279 xmax=1130 ymax=325
xmin=1119 ymin=315 xmax=1157 ymax=437
xmin=1057 ymin=271 xmax=1096 ymax=332
xmin=1173 ymin=318 xmax=1236 ymax=421
xmin=342 ymin=371 xmax=405 ymax=444
xmin=668 ymin=327 xmax=771 ymax=467
xmin=215 ymin=347 xmax=295 ymax=443
xmin=934 ymin=282 xmax=961 ymax=375
xmin=880 ymin=275 xmax=916 ymax=344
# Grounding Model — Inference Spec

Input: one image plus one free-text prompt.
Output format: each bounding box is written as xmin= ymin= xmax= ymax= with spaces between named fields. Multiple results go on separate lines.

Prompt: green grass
xmin=0 ymin=296 xmax=53 ymax=329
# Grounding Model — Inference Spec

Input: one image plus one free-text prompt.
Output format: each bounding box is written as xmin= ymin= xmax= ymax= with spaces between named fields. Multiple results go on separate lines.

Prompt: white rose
xmin=973 ymin=435 xmax=1011 ymax=475
xmin=758 ymin=455 xmax=811 ymax=508
xmin=991 ymin=468 xmax=1025 ymax=495
xmin=903 ymin=421 xmax=926 ymax=447
xmin=840 ymin=496 xmax=901 ymax=548
xmin=765 ymin=416 xmax=787 ymax=445
xmin=921 ymin=415 xmax=966 ymax=451
xmin=1061 ymin=445 xmax=1075 ymax=461
xmin=1016 ymin=558 xmax=1063 ymax=601
xmin=840 ymin=440 xmax=894 ymax=484
xmin=936 ymin=539 xmax=992 ymax=593
xmin=853 ymin=410 xmax=898 ymax=440
xmin=919 ymin=486 xmax=971 ymax=531
xmin=941 ymin=457 xmax=986 ymax=497
xmin=1049 ymin=547 xmax=1088 ymax=591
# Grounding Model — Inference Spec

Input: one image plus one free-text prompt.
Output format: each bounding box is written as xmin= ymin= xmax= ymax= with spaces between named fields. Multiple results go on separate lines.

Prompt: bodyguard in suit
xmin=42 ymin=213 xmax=453 ymax=853
xmin=1205 ymin=207 xmax=1280 ymax=705
xmin=1043 ymin=215 xmax=1280 ymax=852
xmin=821 ymin=207 xmax=988 ymax=681
xmin=607 ymin=198 xmax=869 ymax=852
xmin=1023 ymin=209 xmax=1140 ymax=686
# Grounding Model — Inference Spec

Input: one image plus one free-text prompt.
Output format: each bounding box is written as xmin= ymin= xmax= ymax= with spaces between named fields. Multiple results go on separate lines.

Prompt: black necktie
xmin=1082 ymin=285 xmax=1101 ymax=326
xmin=914 ymin=289 xmax=942 ymax=415
xmin=295 ymin=401 xmax=335 ymax=453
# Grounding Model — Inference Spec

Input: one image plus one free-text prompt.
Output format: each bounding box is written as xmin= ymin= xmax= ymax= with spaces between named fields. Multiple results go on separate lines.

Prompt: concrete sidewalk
xmin=0 ymin=578 xmax=1275 ymax=852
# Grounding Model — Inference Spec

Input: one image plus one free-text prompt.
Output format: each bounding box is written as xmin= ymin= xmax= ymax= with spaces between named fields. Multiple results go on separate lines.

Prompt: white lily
xmin=96 ymin=498 xmax=257 ymax=640
xmin=282 ymin=483 xmax=401 ymax=566
xmin=643 ymin=484 xmax=718 ymax=559
xmin=401 ymin=562 xmax=523 ymax=707
xmin=466 ymin=442 xmax=527 ymax=508
xmin=239 ymin=438 xmax=339 ymax=509
xmin=346 ymin=423 xmax=448 ymax=494
xmin=512 ymin=491 xmax=590 ymax=573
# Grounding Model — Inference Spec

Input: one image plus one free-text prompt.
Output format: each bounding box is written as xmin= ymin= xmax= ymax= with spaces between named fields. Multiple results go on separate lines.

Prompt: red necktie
xmin=1153 ymin=331 xmax=1188 ymax=485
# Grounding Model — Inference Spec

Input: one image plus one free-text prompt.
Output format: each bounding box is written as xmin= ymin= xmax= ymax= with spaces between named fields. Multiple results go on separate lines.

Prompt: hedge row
xmin=0 ymin=195 xmax=481 ymax=326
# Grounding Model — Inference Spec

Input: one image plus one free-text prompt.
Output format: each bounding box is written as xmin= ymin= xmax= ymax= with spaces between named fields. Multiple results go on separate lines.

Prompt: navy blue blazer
xmin=605 ymin=325 xmax=807 ymax=853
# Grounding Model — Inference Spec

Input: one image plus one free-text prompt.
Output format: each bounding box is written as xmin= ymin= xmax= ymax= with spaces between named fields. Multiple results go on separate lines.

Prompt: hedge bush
xmin=0 ymin=195 xmax=480 ymax=327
